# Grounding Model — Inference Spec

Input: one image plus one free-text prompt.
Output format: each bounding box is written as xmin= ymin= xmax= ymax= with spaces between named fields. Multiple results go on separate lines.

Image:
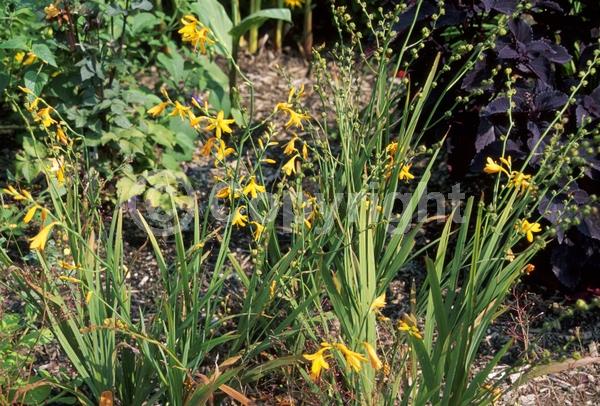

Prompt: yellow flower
xmin=518 ymin=219 xmax=542 ymax=243
xmin=284 ymin=0 xmax=304 ymax=8
xmin=205 ymin=110 xmax=235 ymax=139
xmin=3 ymin=185 xmax=32 ymax=201
xmin=269 ymin=280 xmax=276 ymax=299
xmin=282 ymin=155 xmax=298 ymax=176
xmin=99 ymin=391 xmax=114 ymax=406
xmin=283 ymin=136 xmax=298 ymax=156
xmin=35 ymin=107 xmax=57 ymax=128
xmin=508 ymin=171 xmax=531 ymax=192
xmin=483 ymin=383 xmax=502 ymax=404
xmin=201 ymin=137 xmax=217 ymax=157
xmin=303 ymin=343 xmax=332 ymax=381
xmin=483 ymin=157 xmax=509 ymax=175
xmin=499 ymin=156 xmax=512 ymax=168
xmin=178 ymin=15 xmax=199 ymax=39
xmin=215 ymin=139 xmax=235 ymax=162
xmin=169 ymin=101 xmax=191 ymax=119
xmin=275 ymin=101 xmax=292 ymax=112
xmin=285 ymin=110 xmax=310 ymax=129
xmin=370 ymin=293 xmax=386 ymax=313
xmin=363 ymin=342 xmax=383 ymax=370
xmin=188 ymin=111 xmax=205 ymax=128
xmin=23 ymin=205 xmax=42 ymax=224
xmin=386 ymin=141 xmax=399 ymax=157
xmin=29 ymin=221 xmax=59 ymax=251
xmin=59 ymin=275 xmax=81 ymax=284
xmin=44 ymin=4 xmax=60 ymax=19
xmin=85 ymin=291 xmax=93 ymax=304
xmin=216 ymin=186 xmax=235 ymax=199
xmin=304 ymin=205 xmax=317 ymax=229
xmin=14 ymin=51 xmax=25 ymax=64
xmin=398 ymin=313 xmax=422 ymax=340
xmin=55 ymin=125 xmax=70 ymax=145
xmin=275 ymin=102 xmax=310 ymax=129
xmin=303 ymin=218 xmax=312 ymax=229
xmin=232 ymin=206 xmax=248 ymax=227
xmin=58 ymin=261 xmax=79 ymax=270
xmin=148 ymin=101 xmax=170 ymax=117
xmin=250 ymin=221 xmax=265 ymax=241
xmin=26 ymin=97 xmax=40 ymax=112
xmin=261 ymin=158 xmax=276 ymax=165
xmin=302 ymin=143 xmax=309 ymax=160
xmin=17 ymin=52 xmax=37 ymax=66
xmin=48 ymin=158 xmax=65 ymax=184
xmin=243 ymin=176 xmax=266 ymax=199
xmin=523 ymin=264 xmax=535 ymax=275
xmin=287 ymin=84 xmax=305 ymax=101
xmin=17 ymin=85 xmax=33 ymax=95
xmin=178 ymin=15 xmax=215 ymax=54
xmin=398 ymin=164 xmax=415 ymax=182
xmin=335 ymin=342 xmax=368 ymax=372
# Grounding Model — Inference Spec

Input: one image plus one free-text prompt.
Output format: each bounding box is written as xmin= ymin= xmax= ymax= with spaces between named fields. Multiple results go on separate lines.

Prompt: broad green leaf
xmin=31 ymin=44 xmax=57 ymax=67
xmin=229 ymin=9 xmax=292 ymax=39
xmin=131 ymin=0 xmax=153 ymax=10
xmin=191 ymin=0 xmax=233 ymax=54
xmin=148 ymin=123 xmax=175 ymax=147
xmin=116 ymin=177 xmax=146 ymax=202
xmin=157 ymin=49 xmax=186 ymax=84
xmin=129 ymin=12 xmax=160 ymax=34
xmin=0 ymin=37 xmax=28 ymax=50
xmin=23 ymin=70 xmax=48 ymax=95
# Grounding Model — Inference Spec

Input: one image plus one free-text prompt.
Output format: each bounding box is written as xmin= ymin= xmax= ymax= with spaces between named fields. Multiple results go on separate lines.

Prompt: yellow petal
xmin=23 ymin=205 xmax=39 ymax=224
xmin=29 ymin=222 xmax=59 ymax=251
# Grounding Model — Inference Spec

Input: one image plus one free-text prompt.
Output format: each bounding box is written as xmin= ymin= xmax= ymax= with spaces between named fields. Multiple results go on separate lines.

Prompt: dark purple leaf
xmin=547 ymin=44 xmax=571 ymax=64
xmin=509 ymin=19 xmax=533 ymax=43
xmin=482 ymin=0 xmax=516 ymax=13
xmin=535 ymin=1 xmax=563 ymax=12
xmin=475 ymin=125 xmax=496 ymax=152
xmin=576 ymin=104 xmax=589 ymax=127
xmin=527 ymin=40 xmax=554 ymax=56
xmin=591 ymin=85 xmax=600 ymax=102
xmin=534 ymin=89 xmax=568 ymax=111
xmin=580 ymin=211 xmax=600 ymax=240
xmin=462 ymin=59 xmax=491 ymax=90
xmin=483 ymin=97 xmax=510 ymax=115
xmin=497 ymin=45 xmax=520 ymax=59
xmin=481 ymin=0 xmax=495 ymax=12
xmin=551 ymin=241 xmax=582 ymax=289
xmin=527 ymin=57 xmax=551 ymax=84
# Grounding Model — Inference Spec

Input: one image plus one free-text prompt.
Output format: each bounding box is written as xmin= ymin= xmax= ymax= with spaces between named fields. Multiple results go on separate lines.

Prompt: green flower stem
xmin=248 ymin=0 xmax=262 ymax=53
xmin=303 ymin=0 xmax=312 ymax=58
xmin=275 ymin=0 xmax=284 ymax=52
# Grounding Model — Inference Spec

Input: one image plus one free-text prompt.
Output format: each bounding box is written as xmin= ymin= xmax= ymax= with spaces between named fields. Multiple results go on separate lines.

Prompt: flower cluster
xmin=178 ymin=14 xmax=215 ymax=54
xmin=517 ymin=219 xmax=542 ymax=244
xmin=303 ymin=340 xmax=382 ymax=381
xmin=43 ymin=2 xmax=69 ymax=25
xmin=397 ymin=313 xmax=423 ymax=340
xmin=284 ymin=0 xmax=304 ymax=8
xmin=385 ymin=141 xmax=414 ymax=182
xmin=484 ymin=156 xmax=532 ymax=193
xmin=19 ymin=86 xmax=71 ymax=147
xmin=14 ymin=51 xmax=37 ymax=66
xmin=483 ymin=155 xmax=543 ymax=244
xmin=2 ymin=185 xmax=59 ymax=252
xmin=275 ymin=85 xmax=311 ymax=177
xmin=148 ymin=89 xmax=239 ymax=165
